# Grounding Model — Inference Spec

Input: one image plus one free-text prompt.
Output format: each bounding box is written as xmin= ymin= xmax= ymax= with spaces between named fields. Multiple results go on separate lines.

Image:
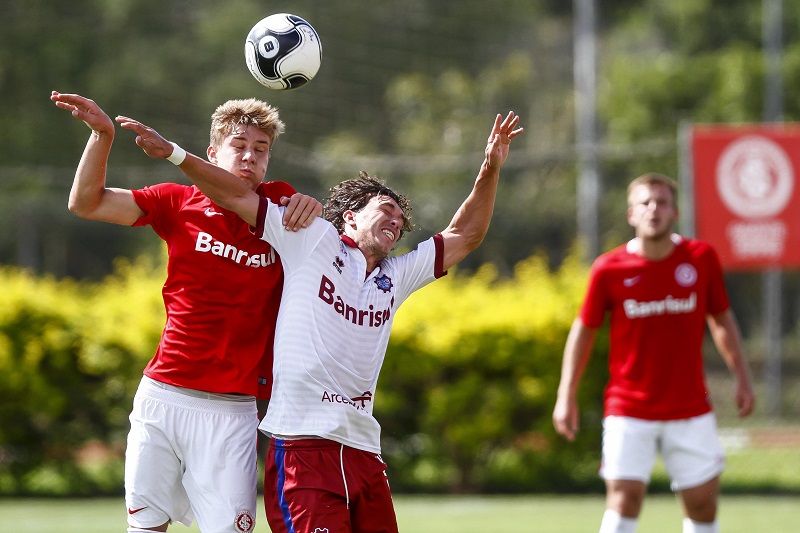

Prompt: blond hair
xmin=209 ymin=98 xmax=285 ymax=148
xmin=627 ymin=173 xmax=678 ymax=207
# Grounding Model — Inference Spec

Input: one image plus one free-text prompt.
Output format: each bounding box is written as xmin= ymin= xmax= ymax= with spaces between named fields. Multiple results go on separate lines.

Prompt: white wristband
xmin=167 ymin=142 xmax=186 ymax=165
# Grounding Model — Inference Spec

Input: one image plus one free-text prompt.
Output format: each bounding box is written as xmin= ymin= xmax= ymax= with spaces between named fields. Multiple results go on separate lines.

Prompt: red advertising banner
xmin=691 ymin=124 xmax=800 ymax=270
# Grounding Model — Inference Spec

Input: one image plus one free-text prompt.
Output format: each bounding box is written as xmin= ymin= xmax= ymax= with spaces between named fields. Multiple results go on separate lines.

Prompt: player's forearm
xmin=709 ymin=311 xmax=752 ymax=381
xmin=68 ymin=131 xmax=114 ymax=217
xmin=557 ymin=319 xmax=596 ymax=398
xmin=179 ymin=153 xmax=257 ymax=224
xmin=444 ymin=161 xmax=500 ymax=249
xmin=718 ymin=337 xmax=751 ymax=383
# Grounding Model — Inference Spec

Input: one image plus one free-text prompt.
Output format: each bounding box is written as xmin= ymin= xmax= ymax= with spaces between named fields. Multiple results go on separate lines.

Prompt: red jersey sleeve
xmin=130 ymin=183 xmax=188 ymax=240
xmin=702 ymin=243 xmax=730 ymax=316
xmin=579 ymin=256 xmax=610 ymax=328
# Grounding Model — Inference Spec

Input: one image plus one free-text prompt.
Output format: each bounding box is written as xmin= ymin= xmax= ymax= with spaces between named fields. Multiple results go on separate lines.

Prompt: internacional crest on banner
xmin=690 ymin=123 xmax=800 ymax=270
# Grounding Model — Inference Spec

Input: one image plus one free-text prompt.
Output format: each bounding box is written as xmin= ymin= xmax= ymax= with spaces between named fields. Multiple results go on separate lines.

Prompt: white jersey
xmin=254 ymin=199 xmax=445 ymax=453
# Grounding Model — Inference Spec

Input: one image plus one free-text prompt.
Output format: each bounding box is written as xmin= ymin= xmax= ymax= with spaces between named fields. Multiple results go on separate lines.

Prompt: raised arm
xmin=706 ymin=309 xmax=755 ymax=417
xmin=552 ymin=318 xmax=598 ymax=441
xmin=115 ymin=115 xmax=321 ymax=230
xmin=50 ymin=92 xmax=144 ymax=225
xmin=439 ymin=112 xmax=524 ymax=271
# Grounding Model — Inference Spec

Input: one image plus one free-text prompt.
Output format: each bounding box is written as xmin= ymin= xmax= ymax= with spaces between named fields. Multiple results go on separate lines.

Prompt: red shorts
xmin=264 ymin=438 xmax=398 ymax=533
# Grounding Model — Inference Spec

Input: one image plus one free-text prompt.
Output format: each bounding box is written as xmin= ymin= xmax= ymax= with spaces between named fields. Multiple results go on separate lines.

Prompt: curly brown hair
xmin=209 ymin=98 xmax=285 ymax=149
xmin=323 ymin=171 xmax=413 ymax=240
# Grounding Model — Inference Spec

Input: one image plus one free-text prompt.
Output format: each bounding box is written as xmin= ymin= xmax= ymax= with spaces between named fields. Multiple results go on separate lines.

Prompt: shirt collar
xmin=340 ymin=234 xmax=358 ymax=248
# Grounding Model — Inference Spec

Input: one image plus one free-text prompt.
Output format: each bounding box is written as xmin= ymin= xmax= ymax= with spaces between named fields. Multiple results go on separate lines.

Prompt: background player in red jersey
xmin=51 ymin=91 xmax=321 ymax=533
xmin=553 ymin=173 xmax=755 ymax=533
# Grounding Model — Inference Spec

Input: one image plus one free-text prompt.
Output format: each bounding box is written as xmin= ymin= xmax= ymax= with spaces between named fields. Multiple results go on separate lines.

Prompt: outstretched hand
xmin=485 ymin=111 xmax=524 ymax=170
xmin=115 ymin=116 xmax=175 ymax=160
xmin=50 ymin=91 xmax=115 ymax=137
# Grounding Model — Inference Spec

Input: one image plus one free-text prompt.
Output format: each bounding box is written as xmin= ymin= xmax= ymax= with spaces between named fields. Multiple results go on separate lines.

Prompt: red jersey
xmin=131 ymin=181 xmax=295 ymax=398
xmin=579 ymin=235 xmax=730 ymax=420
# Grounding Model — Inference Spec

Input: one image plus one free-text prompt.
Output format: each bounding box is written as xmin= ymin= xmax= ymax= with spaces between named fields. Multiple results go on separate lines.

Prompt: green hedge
xmin=380 ymin=255 xmax=608 ymax=493
xmin=0 ymin=258 xmax=164 ymax=495
xmin=0 ymin=253 xmax=609 ymax=495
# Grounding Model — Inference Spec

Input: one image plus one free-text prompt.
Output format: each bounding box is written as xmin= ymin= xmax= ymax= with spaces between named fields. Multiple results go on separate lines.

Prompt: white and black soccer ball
xmin=244 ymin=13 xmax=322 ymax=90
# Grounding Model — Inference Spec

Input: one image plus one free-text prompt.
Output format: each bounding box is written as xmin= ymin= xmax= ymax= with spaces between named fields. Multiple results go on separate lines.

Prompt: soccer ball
xmin=244 ymin=13 xmax=322 ymax=90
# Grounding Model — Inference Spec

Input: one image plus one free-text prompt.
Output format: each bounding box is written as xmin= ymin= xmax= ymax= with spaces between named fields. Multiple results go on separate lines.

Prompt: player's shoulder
xmin=134 ymin=181 xmax=194 ymax=202
xmin=674 ymin=234 xmax=716 ymax=259
xmin=259 ymin=180 xmax=297 ymax=203
xmin=139 ymin=181 xmax=191 ymax=193
xmin=592 ymin=242 xmax=631 ymax=269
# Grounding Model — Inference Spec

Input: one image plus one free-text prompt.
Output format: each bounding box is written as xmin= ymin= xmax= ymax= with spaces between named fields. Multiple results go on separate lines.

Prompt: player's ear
xmin=207 ymin=145 xmax=217 ymax=164
xmin=343 ymin=209 xmax=356 ymax=229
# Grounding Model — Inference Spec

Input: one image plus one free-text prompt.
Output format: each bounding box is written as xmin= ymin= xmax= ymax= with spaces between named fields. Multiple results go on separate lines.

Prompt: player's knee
xmin=680 ymin=479 xmax=719 ymax=521
xmin=606 ymin=481 xmax=646 ymax=516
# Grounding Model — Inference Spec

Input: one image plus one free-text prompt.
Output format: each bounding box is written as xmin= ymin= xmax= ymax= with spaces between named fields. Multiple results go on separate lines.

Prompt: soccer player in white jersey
xmin=552 ymin=174 xmax=755 ymax=533
xmin=116 ymin=110 xmax=523 ymax=533
xmin=52 ymin=91 xmax=321 ymax=533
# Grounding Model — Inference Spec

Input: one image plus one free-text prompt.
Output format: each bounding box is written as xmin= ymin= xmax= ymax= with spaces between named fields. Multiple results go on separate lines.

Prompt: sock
xmin=599 ymin=509 xmax=638 ymax=533
xmin=682 ymin=518 xmax=719 ymax=533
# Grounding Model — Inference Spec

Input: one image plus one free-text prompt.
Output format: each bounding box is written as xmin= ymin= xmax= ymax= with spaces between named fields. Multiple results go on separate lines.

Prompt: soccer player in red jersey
xmin=52 ymin=91 xmax=321 ymax=533
xmin=116 ymin=110 xmax=523 ymax=533
xmin=553 ymin=173 xmax=755 ymax=533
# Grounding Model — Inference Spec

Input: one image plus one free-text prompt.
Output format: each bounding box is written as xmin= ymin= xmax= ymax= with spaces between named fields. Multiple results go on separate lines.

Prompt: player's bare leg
xmin=606 ymin=478 xmax=646 ymax=517
xmin=599 ymin=479 xmax=646 ymax=532
xmin=678 ymin=475 xmax=719 ymax=531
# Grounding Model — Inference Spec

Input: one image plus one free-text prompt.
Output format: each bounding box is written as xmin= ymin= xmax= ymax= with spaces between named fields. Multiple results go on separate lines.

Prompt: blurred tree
xmin=3 ymin=0 xmax=800 ymax=347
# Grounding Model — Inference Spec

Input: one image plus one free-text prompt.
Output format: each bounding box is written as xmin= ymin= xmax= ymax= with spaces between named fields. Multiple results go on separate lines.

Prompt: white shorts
xmin=600 ymin=413 xmax=726 ymax=491
xmin=125 ymin=377 xmax=259 ymax=533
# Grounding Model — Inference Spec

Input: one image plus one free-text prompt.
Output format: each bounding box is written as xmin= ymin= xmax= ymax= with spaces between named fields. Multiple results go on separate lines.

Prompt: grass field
xmin=1 ymin=494 xmax=798 ymax=532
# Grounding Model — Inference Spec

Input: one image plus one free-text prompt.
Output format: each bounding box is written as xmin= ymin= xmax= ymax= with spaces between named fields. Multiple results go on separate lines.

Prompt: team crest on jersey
xmin=234 ymin=510 xmax=254 ymax=533
xmin=374 ymin=274 xmax=393 ymax=293
xmin=675 ymin=263 xmax=697 ymax=287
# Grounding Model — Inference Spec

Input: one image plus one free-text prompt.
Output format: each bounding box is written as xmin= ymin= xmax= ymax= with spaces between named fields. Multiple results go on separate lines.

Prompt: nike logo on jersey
xmin=623 ymin=275 xmax=641 ymax=287
xmin=128 ymin=506 xmax=147 ymax=515
xmin=205 ymin=207 xmax=224 ymax=217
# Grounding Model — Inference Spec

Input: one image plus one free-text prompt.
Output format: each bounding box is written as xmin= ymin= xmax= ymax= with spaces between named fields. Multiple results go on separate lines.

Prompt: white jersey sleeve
xmin=254 ymin=197 xmax=331 ymax=268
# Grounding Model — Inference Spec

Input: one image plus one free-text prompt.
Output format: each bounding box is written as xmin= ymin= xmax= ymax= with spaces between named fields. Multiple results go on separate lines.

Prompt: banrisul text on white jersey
xmin=318 ymin=275 xmax=392 ymax=327
xmin=623 ymin=292 xmax=697 ymax=319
